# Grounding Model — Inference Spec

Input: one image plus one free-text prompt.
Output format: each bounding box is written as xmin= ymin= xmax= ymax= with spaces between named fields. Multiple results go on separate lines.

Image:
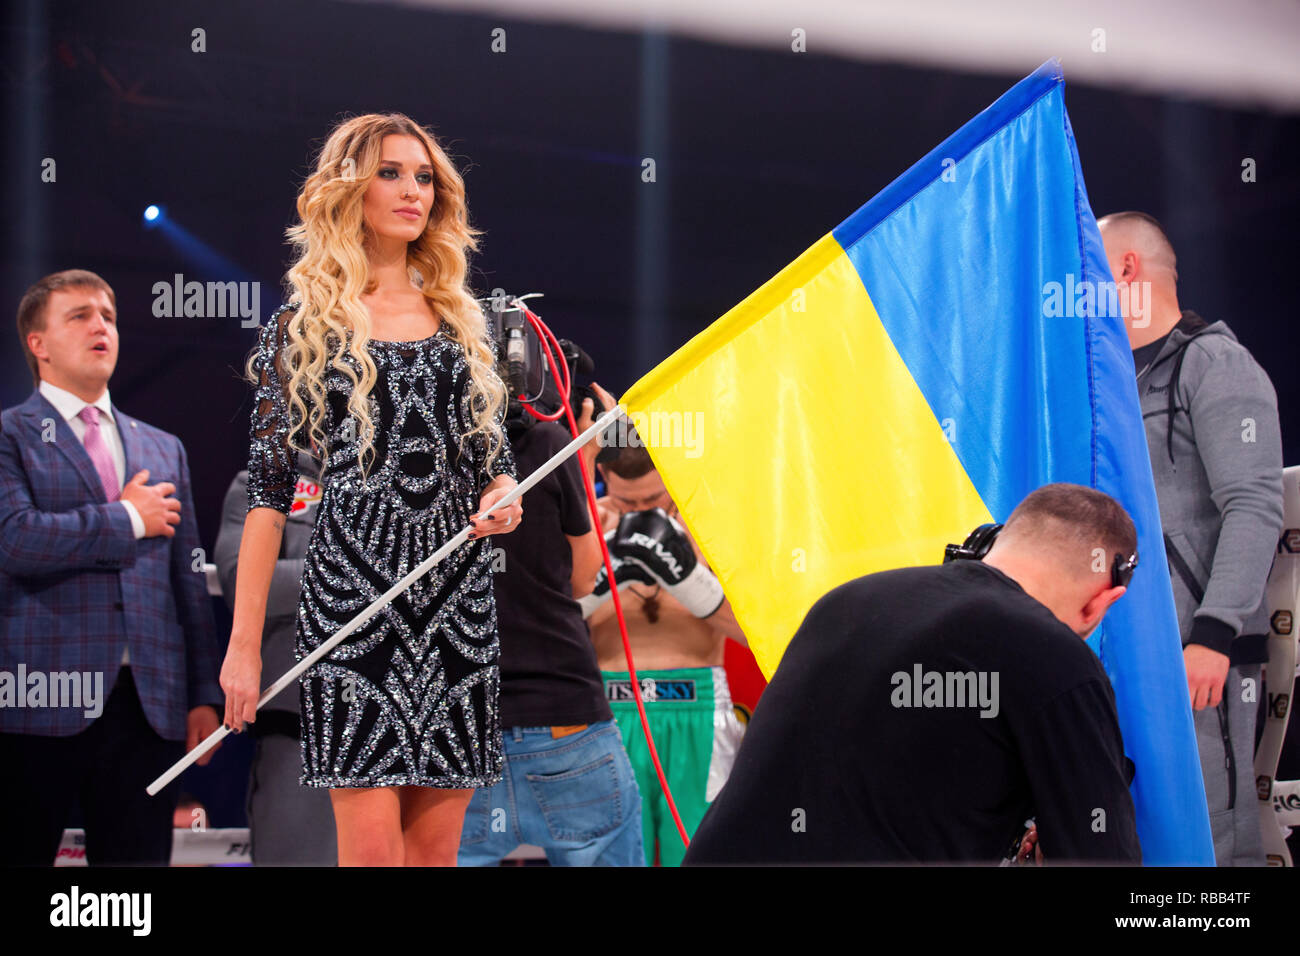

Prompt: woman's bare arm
xmin=230 ymin=507 xmax=287 ymax=645
xmin=220 ymin=506 xmax=286 ymax=731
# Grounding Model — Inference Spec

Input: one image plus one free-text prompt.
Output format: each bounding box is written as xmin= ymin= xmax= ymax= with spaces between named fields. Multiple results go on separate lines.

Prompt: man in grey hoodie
xmin=1098 ymin=211 xmax=1284 ymax=866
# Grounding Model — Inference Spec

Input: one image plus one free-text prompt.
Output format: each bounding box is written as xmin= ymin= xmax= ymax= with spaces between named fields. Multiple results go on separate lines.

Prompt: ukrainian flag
xmin=620 ymin=59 xmax=1214 ymax=865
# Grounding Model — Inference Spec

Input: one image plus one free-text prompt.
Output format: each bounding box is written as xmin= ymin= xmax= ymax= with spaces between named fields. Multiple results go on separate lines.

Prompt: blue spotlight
xmin=143 ymin=204 xmax=161 ymax=223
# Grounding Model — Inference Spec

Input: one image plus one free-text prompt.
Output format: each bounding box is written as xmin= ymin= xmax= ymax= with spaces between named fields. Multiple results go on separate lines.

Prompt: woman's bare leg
xmin=330 ymin=787 xmax=404 ymax=866
xmin=398 ymin=787 xmax=474 ymax=866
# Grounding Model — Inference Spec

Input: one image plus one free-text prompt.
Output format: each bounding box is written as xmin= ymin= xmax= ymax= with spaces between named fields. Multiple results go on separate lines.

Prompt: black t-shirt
xmin=1131 ymin=333 xmax=1169 ymax=376
xmin=1131 ymin=310 xmax=1203 ymax=375
xmin=493 ymin=421 xmax=613 ymax=727
xmin=684 ymin=560 xmax=1140 ymax=864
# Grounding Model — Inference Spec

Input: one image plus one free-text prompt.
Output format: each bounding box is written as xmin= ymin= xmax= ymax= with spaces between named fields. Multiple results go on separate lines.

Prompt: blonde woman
xmin=219 ymin=114 xmax=523 ymax=866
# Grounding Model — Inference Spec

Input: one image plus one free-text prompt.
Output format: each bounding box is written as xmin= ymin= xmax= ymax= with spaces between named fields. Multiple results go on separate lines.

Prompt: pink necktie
xmin=78 ymin=406 xmax=120 ymax=502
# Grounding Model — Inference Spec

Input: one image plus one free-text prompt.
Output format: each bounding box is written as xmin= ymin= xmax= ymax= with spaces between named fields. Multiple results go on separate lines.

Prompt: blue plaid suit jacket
xmin=0 ymin=389 xmax=223 ymax=739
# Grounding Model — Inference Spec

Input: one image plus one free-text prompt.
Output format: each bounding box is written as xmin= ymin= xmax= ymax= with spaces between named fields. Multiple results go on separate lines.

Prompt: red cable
xmin=519 ymin=392 xmax=565 ymax=422
xmin=514 ymin=313 xmax=571 ymax=423
xmin=520 ymin=401 xmax=564 ymax=422
xmin=516 ymin=303 xmax=691 ymax=850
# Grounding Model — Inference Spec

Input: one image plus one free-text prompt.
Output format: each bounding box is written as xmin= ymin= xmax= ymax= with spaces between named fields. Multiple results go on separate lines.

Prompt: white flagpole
xmin=147 ymin=404 xmax=626 ymax=796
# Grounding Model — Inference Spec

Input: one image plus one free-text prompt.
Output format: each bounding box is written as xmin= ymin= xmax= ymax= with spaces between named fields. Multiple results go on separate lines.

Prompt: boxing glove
xmin=577 ymin=535 xmax=657 ymax=618
xmin=608 ymin=508 xmax=725 ymax=618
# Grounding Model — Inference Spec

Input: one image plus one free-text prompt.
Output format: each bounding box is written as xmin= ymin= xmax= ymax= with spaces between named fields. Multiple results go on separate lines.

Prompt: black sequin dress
xmin=246 ymin=304 xmax=517 ymax=789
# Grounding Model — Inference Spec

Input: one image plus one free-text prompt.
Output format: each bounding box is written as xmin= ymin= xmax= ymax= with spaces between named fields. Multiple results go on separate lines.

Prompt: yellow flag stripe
xmin=620 ymin=234 xmax=993 ymax=677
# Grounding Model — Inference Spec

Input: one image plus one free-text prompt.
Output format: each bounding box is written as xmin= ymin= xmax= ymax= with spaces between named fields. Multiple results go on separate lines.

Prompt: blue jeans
xmin=458 ymin=720 xmax=644 ymax=866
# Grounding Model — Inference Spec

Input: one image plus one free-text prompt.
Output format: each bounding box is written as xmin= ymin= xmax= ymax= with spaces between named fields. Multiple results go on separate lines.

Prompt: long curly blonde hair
xmin=248 ymin=112 xmax=507 ymax=484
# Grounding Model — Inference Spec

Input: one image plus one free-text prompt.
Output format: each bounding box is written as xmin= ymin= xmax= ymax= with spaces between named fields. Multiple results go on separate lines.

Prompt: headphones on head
xmin=943 ymin=523 xmax=1004 ymax=563
xmin=943 ymin=523 xmax=1138 ymax=589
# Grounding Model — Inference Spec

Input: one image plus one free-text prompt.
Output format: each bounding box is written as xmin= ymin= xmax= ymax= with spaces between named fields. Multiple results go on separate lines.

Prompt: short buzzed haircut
xmin=1003 ymin=482 xmax=1137 ymax=569
xmin=1097 ymin=210 xmax=1178 ymax=282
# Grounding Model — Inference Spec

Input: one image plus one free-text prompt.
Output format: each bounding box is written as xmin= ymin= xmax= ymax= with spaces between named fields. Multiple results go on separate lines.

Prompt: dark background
xmin=3 ymin=1 xmax=1298 ymax=823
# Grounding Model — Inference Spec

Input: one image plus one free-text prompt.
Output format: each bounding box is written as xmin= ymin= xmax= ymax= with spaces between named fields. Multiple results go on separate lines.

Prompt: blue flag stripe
xmin=1066 ymin=101 xmax=1215 ymax=867
xmin=834 ymin=59 xmax=1215 ymax=865
xmin=839 ymin=88 xmax=1095 ymax=520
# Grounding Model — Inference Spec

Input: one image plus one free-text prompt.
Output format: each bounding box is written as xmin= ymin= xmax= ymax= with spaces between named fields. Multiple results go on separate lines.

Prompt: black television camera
xmin=478 ymin=292 xmax=604 ymax=439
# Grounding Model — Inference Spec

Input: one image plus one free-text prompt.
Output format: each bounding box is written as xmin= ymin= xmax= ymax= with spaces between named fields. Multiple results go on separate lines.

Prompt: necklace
xmin=629 ymin=583 xmax=662 ymax=624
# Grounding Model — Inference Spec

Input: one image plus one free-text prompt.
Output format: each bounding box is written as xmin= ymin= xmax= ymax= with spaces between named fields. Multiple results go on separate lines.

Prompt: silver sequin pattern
xmin=246 ymin=304 xmax=517 ymax=788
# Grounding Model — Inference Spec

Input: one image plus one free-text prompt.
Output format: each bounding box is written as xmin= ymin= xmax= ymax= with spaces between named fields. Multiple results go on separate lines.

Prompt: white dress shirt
xmin=39 ymin=380 xmax=144 ymax=665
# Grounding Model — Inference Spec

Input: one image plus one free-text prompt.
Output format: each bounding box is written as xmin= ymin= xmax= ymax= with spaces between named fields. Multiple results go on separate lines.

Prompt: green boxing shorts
xmin=602 ymin=665 xmax=745 ymax=867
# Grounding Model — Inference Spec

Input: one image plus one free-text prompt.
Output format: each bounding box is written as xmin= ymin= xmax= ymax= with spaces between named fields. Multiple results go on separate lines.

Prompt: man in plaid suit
xmin=0 ymin=269 xmax=223 ymax=865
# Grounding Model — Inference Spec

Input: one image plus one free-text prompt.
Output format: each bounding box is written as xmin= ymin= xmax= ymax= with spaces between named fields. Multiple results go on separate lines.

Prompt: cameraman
xmin=457 ymin=391 xmax=644 ymax=866
xmin=684 ymin=483 xmax=1142 ymax=865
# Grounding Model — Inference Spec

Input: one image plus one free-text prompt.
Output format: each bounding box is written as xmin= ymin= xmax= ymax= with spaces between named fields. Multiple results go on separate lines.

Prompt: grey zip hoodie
xmin=1134 ymin=310 xmax=1283 ymax=661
